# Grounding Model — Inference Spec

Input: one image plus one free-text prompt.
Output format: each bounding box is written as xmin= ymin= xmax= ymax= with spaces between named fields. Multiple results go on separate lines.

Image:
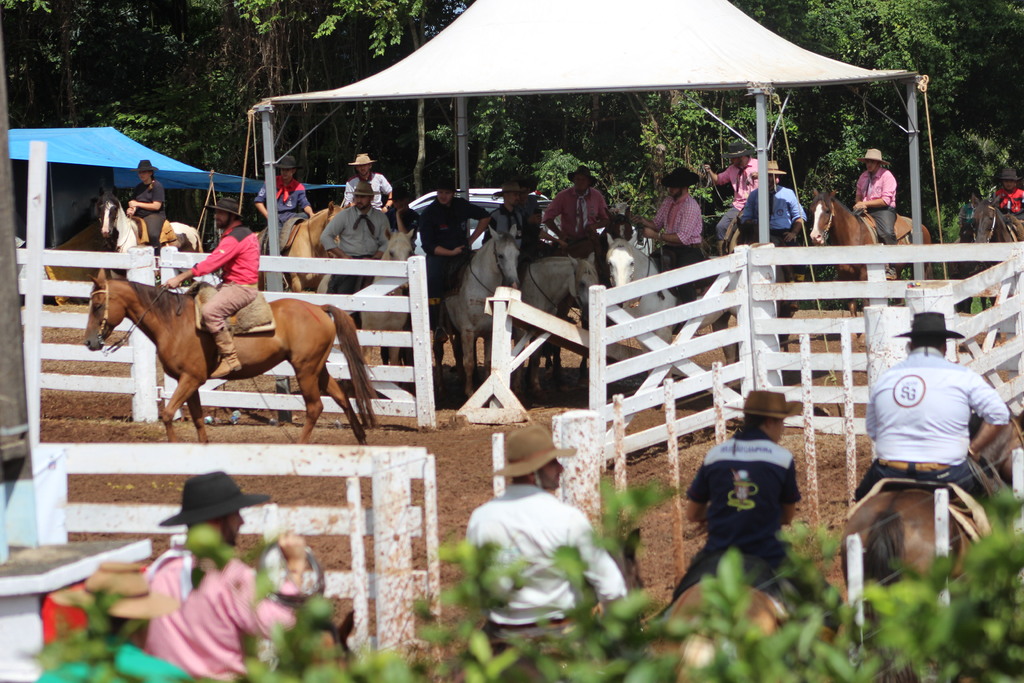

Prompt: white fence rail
xmin=18 ymin=244 xmax=436 ymax=429
xmin=58 ymin=442 xmax=439 ymax=650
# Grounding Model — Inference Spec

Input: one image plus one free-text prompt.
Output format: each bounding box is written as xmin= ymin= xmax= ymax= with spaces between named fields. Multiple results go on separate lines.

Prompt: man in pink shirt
xmin=164 ymin=197 xmax=260 ymax=378
xmin=145 ymin=472 xmax=310 ymax=680
xmin=703 ymin=141 xmax=759 ymax=253
xmin=853 ymin=148 xmax=899 ymax=279
xmin=637 ymin=166 xmax=705 ymax=301
xmin=542 ymin=164 xmax=610 ymax=257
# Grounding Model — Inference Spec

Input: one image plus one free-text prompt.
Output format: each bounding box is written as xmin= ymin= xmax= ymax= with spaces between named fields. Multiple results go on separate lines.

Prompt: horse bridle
xmin=90 ymin=285 xmax=112 ymax=342
xmin=815 ymin=201 xmax=834 ymax=245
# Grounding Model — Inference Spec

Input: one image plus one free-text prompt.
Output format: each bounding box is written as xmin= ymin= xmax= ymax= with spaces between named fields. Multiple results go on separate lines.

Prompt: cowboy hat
xmin=352 ymin=180 xmax=376 ymax=197
xmin=204 ymin=196 xmax=243 ymax=217
xmin=567 ymin=165 xmax=597 ymax=185
xmin=348 ymin=153 xmax=377 ymax=166
xmin=494 ymin=424 xmax=576 ymax=477
xmin=740 ymin=390 xmax=802 ymax=419
xmin=661 ymin=167 xmax=699 ymax=188
xmin=895 ymin=311 xmax=964 ymax=340
xmin=724 ymin=142 xmax=755 ymax=159
xmin=434 ymin=178 xmax=457 ymax=192
xmin=995 ymin=168 xmax=1021 ymax=181
xmin=134 ymin=160 xmax=159 ymax=173
xmin=160 ymin=471 xmax=270 ymax=527
xmin=52 ymin=563 xmax=179 ymax=620
xmin=858 ymin=149 xmax=891 ymax=165
xmin=765 ymin=160 xmax=787 ymax=175
xmin=493 ymin=181 xmax=526 ymax=197
xmin=276 ymin=155 xmax=301 ymax=169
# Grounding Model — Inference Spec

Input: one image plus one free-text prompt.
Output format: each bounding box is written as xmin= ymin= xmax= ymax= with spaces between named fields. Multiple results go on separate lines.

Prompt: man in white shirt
xmin=855 ymin=312 xmax=1010 ymax=500
xmin=466 ymin=424 xmax=627 ymax=647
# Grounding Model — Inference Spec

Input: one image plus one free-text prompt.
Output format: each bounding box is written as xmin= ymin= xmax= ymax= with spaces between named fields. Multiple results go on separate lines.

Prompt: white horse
xmin=361 ymin=229 xmax=415 ymax=366
xmin=441 ymin=230 xmax=520 ymax=398
xmin=97 ymin=190 xmax=202 ymax=253
xmin=520 ymin=256 xmax=600 ymax=392
xmin=605 ymin=236 xmax=680 ymax=341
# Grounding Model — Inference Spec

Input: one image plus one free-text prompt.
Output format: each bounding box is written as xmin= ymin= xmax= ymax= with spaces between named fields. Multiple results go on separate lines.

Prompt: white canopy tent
xmin=255 ymin=0 xmax=923 ymax=275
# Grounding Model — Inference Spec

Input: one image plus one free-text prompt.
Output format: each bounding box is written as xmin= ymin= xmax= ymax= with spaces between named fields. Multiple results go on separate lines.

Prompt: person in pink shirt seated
xmin=163 ymin=197 xmax=260 ymax=378
xmin=541 ymin=164 xmax=610 ymax=258
xmin=703 ymin=141 xmax=759 ymax=253
xmin=852 ymin=148 xmax=899 ymax=278
xmin=144 ymin=472 xmax=311 ymax=681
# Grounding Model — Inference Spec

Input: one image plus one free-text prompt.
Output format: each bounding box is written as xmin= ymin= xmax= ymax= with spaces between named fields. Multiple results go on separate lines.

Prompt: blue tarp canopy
xmin=8 ymin=127 xmax=338 ymax=193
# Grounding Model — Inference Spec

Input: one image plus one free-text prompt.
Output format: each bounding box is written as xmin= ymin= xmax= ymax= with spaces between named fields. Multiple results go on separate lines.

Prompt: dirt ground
xmin=44 ymin=310 xmax=872 ymax=612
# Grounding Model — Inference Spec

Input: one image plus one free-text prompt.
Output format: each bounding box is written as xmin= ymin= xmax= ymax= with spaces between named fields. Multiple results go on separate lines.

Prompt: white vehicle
xmin=409 ymin=188 xmax=550 ymax=254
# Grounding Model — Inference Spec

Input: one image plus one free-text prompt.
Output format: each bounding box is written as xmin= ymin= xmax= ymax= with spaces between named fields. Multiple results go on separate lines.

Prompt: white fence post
xmin=1012 ymin=448 xmax=1024 ymax=534
xmin=841 ymin=321 xmax=858 ymax=503
xmin=371 ymin=451 xmax=415 ymax=649
xmin=406 ymin=256 xmax=436 ymax=428
xmin=552 ymin=410 xmax=603 ymax=525
xmin=865 ymin=305 xmax=910 ymax=386
xmin=127 ymin=247 xmax=159 ymax=422
xmin=23 ymin=141 xmax=47 ymax=450
xmin=733 ymin=247 xmax=756 ymax=395
xmin=345 ymin=477 xmax=370 ymax=650
xmin=612 ymin=395 xmax=627 ymax=492
xmin=664 ymin=380 xmax=687 ymax=580
xmin=492 ymin=433 xmax=506 ymax=498
xmin=800 ymin=334 xmax=820 ymax=527
xmin=713 ymin=361 xmax=726 ymax=444
xmin=934 ymin=488 xmax=950 ymax=606
xmin=588 ymin=286 xmax=607 ymax=415
xmin=846 ymin=533 xmax=865 ymax=636
xmin=746 ymin=245 xmax=781 ymax=390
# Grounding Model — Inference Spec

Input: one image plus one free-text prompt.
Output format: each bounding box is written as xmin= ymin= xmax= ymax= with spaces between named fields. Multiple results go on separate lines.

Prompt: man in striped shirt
xmin=638 ymin=167 xmax=704 ymax=300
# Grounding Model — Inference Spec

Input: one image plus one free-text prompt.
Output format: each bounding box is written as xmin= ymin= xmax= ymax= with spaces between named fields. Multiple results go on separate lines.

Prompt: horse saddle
xmin=556 ymin=235 xmax=597 ymax=259
xmin=857 ymin=212 xmax=914 ymax=244
xmin=131 ymin=217 xmax=178 ymax=247
xmin=279 ymin=216 xmax=307 ymax=253
xmin=190 ymin=282 xmax=276 ymax=335
xmin=851 ymin=478 xmax=990 ymax=542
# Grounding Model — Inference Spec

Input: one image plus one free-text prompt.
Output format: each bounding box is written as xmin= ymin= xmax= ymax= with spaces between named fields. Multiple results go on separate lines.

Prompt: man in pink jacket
xmin=144 ymin=471 xmax=310 ymax=680
xmin=164 ymin=197 xmax=260 ymax=378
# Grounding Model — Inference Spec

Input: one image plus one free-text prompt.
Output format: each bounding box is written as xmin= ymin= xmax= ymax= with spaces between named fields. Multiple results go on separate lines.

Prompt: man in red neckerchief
xmin=164 ymin=197 xmax=260 ymax=378
xmin=253 ymin=155 xmax=314 ymax=229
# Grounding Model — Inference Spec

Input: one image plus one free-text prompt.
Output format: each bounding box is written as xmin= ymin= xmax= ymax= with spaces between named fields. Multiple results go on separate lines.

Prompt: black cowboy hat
xmin=724 ymin=142 xmax=754 ymax=159
xmin=276 ymin=155 xmax=301 ymax=169
xmin=661 ymin=167 xmax=699 ymax=188
xmin=160 ymin=471 xmax=270 ymax=527
xmin=205 ymin=196 xmax=243 ymax=217
xmin=995 ymin=168 xmax=1020 ymax=181
xmin=434 ymin=178 xmax=457 ymax=192
xmin=567 ymin=165 xmax=597 ymax=185
xmin=134 ymin=160 xmax=159 ymax=173
xmin=896 ymin=312 xmax=964 ymax=340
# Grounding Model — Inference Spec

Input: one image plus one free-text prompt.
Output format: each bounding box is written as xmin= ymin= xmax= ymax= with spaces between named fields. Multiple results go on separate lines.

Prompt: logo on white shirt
xmin=893 ymin=375 xmax=926 ymax=407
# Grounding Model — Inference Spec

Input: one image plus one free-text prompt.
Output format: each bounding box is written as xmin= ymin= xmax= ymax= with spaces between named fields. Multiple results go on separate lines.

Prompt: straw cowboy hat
xmin=52 ymin=563 xmax=179 ymax=620
xmin=352 ymin=180 xmax=376 ymax=197
xmin=858 ymin=149 xmax=891 ymax=165
xmin=160 ymin=471 xmax=270 ymax=527
xmin=895 ymin=311 xmax=964 ymax=340
xmin=765 ymin=160 xmax=787 ymax=175
xmin=349 ymin=153 xmax=377 ymax=166
xmin=494 ymin=424 xmax=576 ymax=477
xmin=724 ymin=141 xmax=755 ymax=159
xmin=567 ymin=165 xmax=597 ymax=185
xmin=133 ymin=160 xmax=159 ymax=173
xmin=204 ymin=196 xmax=243 ymax=217
xmin=739 ymin=390 xmax=802 ymax=419
xmin=661 ymin=167 xmax=699 ymax=188
xmin=493 ymin=181 xmax=526 ymax=197
xmin=276 ymin=155 xmax=301 ymax=169
xmin=995 ymin=168 xmax=1021 ymax=181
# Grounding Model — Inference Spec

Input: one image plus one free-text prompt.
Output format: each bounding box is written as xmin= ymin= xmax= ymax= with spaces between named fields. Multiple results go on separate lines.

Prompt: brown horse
xmin=83 ymin=269 xmax=376 ymax=444
xmin=808 ymin=190 xmax=931 ymax=315
xmin=264 ymin=203 xmax=342 ymax=292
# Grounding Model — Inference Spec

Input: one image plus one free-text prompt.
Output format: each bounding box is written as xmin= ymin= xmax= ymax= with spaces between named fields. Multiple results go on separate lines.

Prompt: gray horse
xmin=441 ymin=230 xmax=521 ymax=397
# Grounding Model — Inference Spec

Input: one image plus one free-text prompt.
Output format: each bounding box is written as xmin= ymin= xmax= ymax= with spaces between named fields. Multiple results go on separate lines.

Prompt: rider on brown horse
xmin=854 ymin=148 xmax=898 ymax=278
xmin=993 ymin=167 xmax=1024 ymax=219
xmin=854 ymin=312 xmax=1010 ymax=500
xmin=163 ymin=197 xmax=260 ymax=378
xmin=673 ymin=391 xmax=802 ymax=602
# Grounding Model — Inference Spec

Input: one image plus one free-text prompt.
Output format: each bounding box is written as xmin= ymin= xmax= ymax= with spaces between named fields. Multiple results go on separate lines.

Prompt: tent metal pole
xmin=256 ymin=104 xmax=283 ymax=286
xmin=753 ymin=88 xmax=769 ymax=243
xmin=456 ymin=97 xmax=470 ymax=198
xmin=905 ymin=79 xmax=924 ymax=280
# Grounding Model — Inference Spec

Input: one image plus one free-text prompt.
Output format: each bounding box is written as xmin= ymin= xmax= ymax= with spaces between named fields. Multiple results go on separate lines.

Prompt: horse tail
xmin=864 ymin=504 xmax=905 ymax=586
xmin=323 ymin=305 xmax=378 ymax=429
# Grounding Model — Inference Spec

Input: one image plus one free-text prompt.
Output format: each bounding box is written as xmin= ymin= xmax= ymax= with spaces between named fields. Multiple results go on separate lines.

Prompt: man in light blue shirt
xmin=740 ymin=160 xmax=806 ymax=247
xmin=855 ymin=312 xmax=1010 ymax=500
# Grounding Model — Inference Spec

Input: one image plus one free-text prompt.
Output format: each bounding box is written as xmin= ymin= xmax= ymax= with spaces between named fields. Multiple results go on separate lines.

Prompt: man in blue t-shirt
xmin=672 ymin=390 xmax=802 ymax=600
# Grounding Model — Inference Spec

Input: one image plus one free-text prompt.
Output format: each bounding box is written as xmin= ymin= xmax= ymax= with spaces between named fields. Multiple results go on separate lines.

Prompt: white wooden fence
xmin=476 ymin=242 xmax=1024 ymax=459
xmin=17 ymin=244 xmax=436 ymax=429
xmin=55 ymin=442 xmax=439 ymax=650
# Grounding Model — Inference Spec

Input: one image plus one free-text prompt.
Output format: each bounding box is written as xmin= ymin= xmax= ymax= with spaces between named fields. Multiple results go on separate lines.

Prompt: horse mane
xmin=863 ymin=499 xmax=906 ymax=585
xmin=120 ymin=280 xmax=189 ymax=321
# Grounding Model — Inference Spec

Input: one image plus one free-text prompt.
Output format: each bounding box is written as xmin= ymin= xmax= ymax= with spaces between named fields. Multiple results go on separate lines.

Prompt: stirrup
xmin=211 ymin=355 xmax=241 ymax=379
